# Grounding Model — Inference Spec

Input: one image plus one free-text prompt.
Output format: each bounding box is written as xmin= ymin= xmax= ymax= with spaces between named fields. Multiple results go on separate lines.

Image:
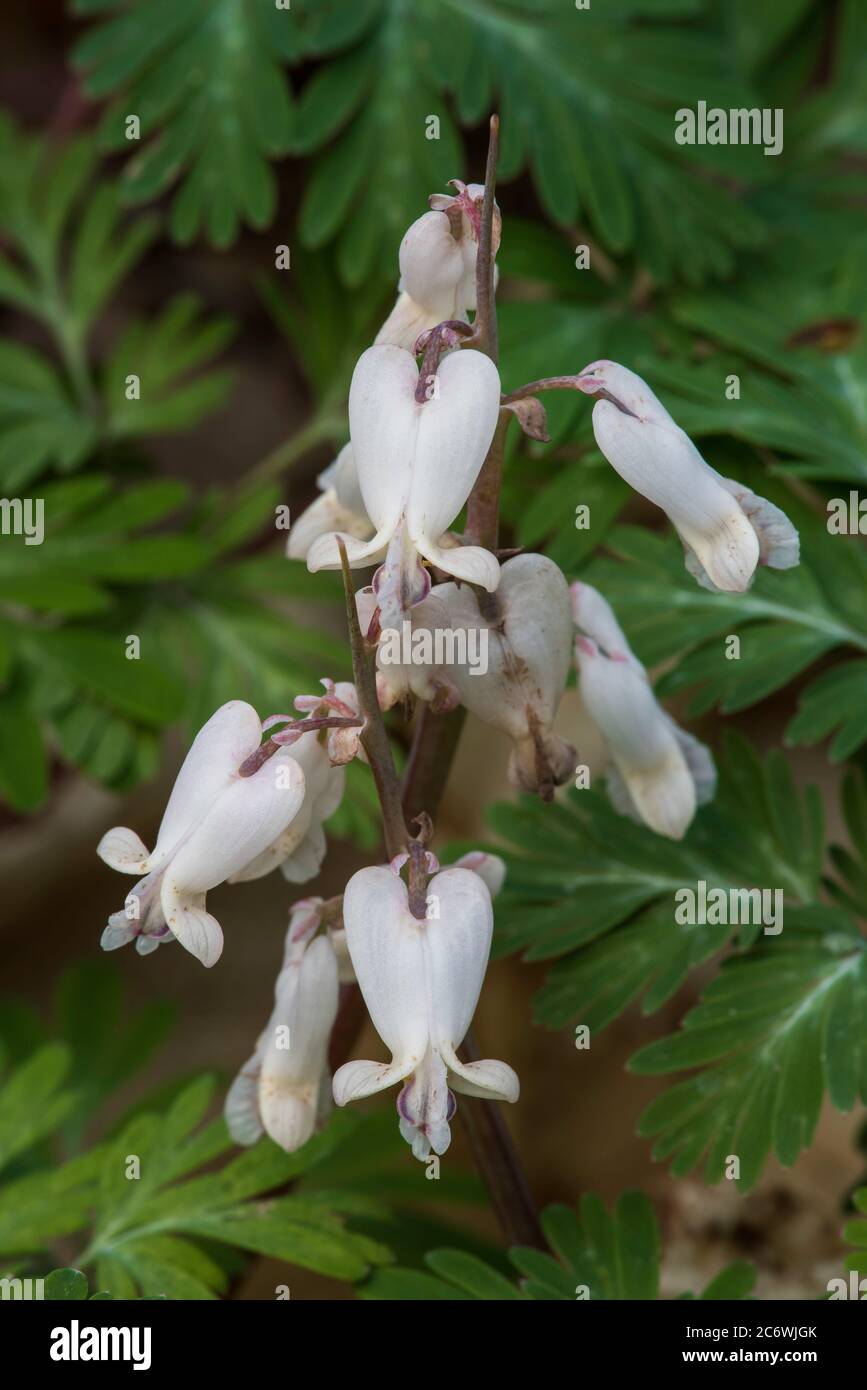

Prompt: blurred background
xmin=1 ymin=0 xmax=866 ymax=1299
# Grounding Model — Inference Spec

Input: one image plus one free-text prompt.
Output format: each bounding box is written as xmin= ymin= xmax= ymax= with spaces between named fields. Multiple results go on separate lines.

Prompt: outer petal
xmin=423 ymin=867 xmax=493 ymax=1050
xmin=96 ymin=826 xmax=151 ymax=875
xmin=406 ymin=349 xmax=501 ymax=552
xmin=444 ymin=1053 xmax=520 ymax=1102
xmin=161 ymin=891 xmax=223 ymax=968
xmin=258 ymin=936 xmax=339 ymax=1151
xmin=591 ymin=400 xmax=760 ymax=592
xmin=225 ymin=1053 xmax=265 ymax=1146
xmin=376 ymin=292 xmax=468 ymax=353
xmin=341 ymin=865 xmax=430 ymax=1068
xmin=153 ymin=702 xmax=264 ymax=862
xmin=287 ymin=489 xmax=372 ymax=561
xmin=571 ymin=581 xmax=637 ymax=664
xmin=169 ymin=750 xmax=306 ymax=893
xmin=349 ymin=345 xmax=420 ymax=535
xmin=576 ymin=640 xmax=696 ymax=840
xmin=333 ymin=1057 xmax=416 ymax=1105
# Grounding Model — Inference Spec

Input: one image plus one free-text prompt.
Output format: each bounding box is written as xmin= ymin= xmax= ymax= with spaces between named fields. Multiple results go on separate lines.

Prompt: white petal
xmin=153 ymin=702 xmax=264 ymax=861
xmin=591 ymin=400 xmax=759 ymax=592
xmin=376 ymin=292 xmax=468 ymax=353
xmin=570 ymin=581 xmax=637 ymax=664
xmin=576 ymin=640 xmax=696 ymax=839
xmin=257 ymin=936 xmax=338 ymax=1151
xmin=396 ymin=211 xmax=466 ymax=314
xmin=171 ymin=751 xmax=306 ymax=892
xmin=100 ymin=921 xmax=136 ymax=951
xmin=406 ymin=348 xmax=501 ymax=552
xmin=96 ymin=826 xmax=151 ymax=875
xmin=280 ymin=820 xmax=327 ymax=884
xmin=161 ymin=891 xmax=223 ymax=967
xmin=452 ymin=851 xmax=506 ymax=897
xmin=332 ymin=1057 xmax=415 ymax=1105
xmin=423 ymin=867 xmax=493 ymax=1051
xmin=349 ymin=344 xmax=420 ymax=536
xmin=444 ymin=1054 xmax=520 ymax=1102
xmin=719 ymin=477 xmax=800 ymax=570
xmin=287 ymin=489 xmax=372 ymax=561
xmin=320 ymin=442 xmax=367 ymax=516
xmin=225 ymin=1055 xmax=265 ymax=1146
xmin=341 ymin=865 xmax=430 ymax=1068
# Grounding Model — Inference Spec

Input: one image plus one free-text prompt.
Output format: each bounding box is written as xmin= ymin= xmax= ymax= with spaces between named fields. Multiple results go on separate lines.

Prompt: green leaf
xmin=73 ymin=0 xmax=296 ymax=247
xmin=0 ymin=1045 xmax=76 ymax=1175
xmin=488 ymin=734 xmax=824 ymax=1032
xmin=43 ymin=1268 xmax=89 ymax=1300
xmin=631 ymin=910 xmax=867 ymax=1189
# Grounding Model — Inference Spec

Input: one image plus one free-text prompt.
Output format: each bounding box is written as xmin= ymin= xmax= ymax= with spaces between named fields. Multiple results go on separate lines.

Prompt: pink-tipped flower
xmin=376 ymin=183 xmax=500 ymax=351
xmin=97 ymin=702 xmax=306 ymax=967
xmin=333 ymin=865 xmax=518 ymax=1161
xmin=225 ymin=901 xmax=339 ymax=1152
xmin=307 ymin=344 xmax=502 ymax=626
xmin=573 ymin=582 xmax=716 ymax=840
xmin=575 ymin=361 xmax=799 ymax=592
xmin=287 ymin=444 xmax=373 ymax=561
xmin=434 ymin=553 xmax=576 ymax=799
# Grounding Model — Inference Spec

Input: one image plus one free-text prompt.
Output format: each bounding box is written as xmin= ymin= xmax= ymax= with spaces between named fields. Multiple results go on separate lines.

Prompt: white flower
xmin=332 ymin=864 xmax=518 ymax=1161
xmin=306 ymin=344 xmax=502 ymax=627
xmin=575 ymin=360 xmax=799 ymax=592
xmin=356 ymin=587 xmax=458 ymax=711
xmin=232 ymin=692 xmax=354 ymax=884
xmin=97 ymin=702 xmax=306 ymax=967
xmin=573 ymin=582 xmax=716 ymax=839
xmin=376 ymin=183 xmax=500 ymax=351
xmin=225 ymin=902 xmax=339 ymax=1152
xmin=286 ymin=443 xmax=372 ymax=562
xmin=434 ymin=553 xmax=576 ymax=799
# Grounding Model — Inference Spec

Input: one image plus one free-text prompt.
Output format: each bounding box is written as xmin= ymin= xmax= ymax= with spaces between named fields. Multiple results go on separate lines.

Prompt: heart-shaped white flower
xmin=333 ymin=865 xmax=518 ymax=1161
xmin=307 ymin=344 xmax=502 ymax=627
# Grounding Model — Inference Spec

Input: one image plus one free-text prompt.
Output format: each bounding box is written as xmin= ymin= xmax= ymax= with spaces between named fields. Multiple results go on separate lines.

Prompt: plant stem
xmin=337 ymin=539 xmax=409 ymax=861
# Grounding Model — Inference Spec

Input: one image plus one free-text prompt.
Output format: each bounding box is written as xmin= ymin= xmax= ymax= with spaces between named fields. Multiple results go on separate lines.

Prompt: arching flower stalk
xmin=332 ymin=864 xmax=519 ymax=1161
xmin=225 ymin=900 xmax=339 ymax=1152
xmin=572 ymin=582 xmax=716 ymax=839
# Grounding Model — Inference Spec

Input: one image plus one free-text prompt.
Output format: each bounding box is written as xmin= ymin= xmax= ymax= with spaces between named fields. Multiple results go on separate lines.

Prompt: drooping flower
xmin=333 ymin=864 xmax=519 ymax=1161
xmin=433 ymin=553 xmax=576 ymax=799
xmin=572 ymin=582 xmax=716 ymax=839
xmin=306 ymin=344 xmax=502 ymax=628
xmin=452 ymin=850 xmax=507 ymax=898
xmin=286 ymin=443 xmax=372 ymax=562
xmin=575 ymin=360 xmax=799 ymax=592
xmin=225 ymin=901 xmax=339 ymax=1152
xmin=356 ymin=586 xmax=459 ymax=711
xmin=97 ymin=702 xmax=306 ymax=967
xmin=376 ymin=183 xmax=500 ymax=351
xmin=229 ymin=685 xmax=357 ymax=885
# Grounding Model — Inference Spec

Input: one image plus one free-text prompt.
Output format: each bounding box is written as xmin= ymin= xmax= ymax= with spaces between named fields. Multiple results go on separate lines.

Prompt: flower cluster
xmin=97 ymin=156 xmax=799 ymax=1165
